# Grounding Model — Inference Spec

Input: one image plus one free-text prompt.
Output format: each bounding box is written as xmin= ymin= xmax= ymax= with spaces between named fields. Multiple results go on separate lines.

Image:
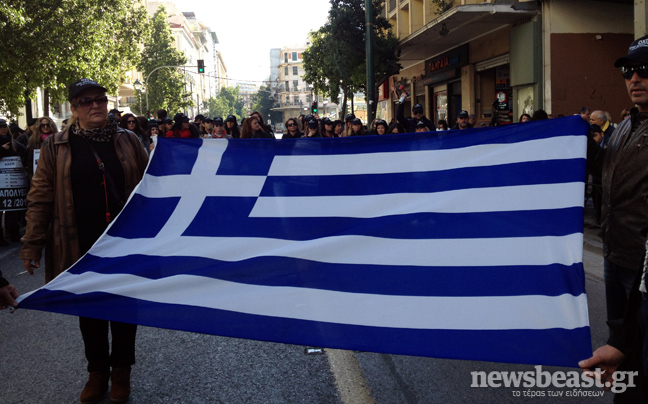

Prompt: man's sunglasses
xmin=75 ymin=96 xmax=109 ymax=108
xmin=622 ymin=65 xmax=648 ymax=79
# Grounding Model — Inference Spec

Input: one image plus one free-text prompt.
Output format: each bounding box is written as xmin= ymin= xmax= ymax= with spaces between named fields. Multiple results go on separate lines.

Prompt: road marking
xmin=326 ymin=349 xmax=375 ymax=404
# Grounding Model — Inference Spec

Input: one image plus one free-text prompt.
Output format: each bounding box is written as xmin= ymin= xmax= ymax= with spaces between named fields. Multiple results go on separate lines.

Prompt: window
xmin=284 ymin=53 xmax=288 ymax=63
xmin=292 ymin=52 xmax=297 ymax=61
xmin=293 ymin=96 xmax=299 ymax=104
xmin=284 ymin=67 xmax=288 ymax=76
xmin=293 ymin=80 xmax=299 ymax=91
xmin=306 ymin=95 xmax=311 ymax=103
xmin=298 ymin=53 xmax=302 ymax=60
xmin=285 ymin=81 xmax=289 ymax=92
xmin=293 ymin=66 xmax=298 ymax=75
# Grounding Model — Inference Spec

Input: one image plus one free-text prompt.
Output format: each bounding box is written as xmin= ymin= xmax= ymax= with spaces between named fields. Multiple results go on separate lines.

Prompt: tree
xmin=302 ymin=0 xmax=400 ymax=116
xmin=208 ymin=86 xmax=245 ymax=121
xmin=137 ymin=5 xmax=193 ymax=116
xmin=0 ymin=0 xmax=146 ymax=118
xmin=250 ymin=85 xmax=281 ymax=124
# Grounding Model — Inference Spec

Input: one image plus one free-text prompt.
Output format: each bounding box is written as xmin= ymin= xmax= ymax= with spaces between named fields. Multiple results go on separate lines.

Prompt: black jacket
xmin=397 ymin=103 xmax=433 ymax=134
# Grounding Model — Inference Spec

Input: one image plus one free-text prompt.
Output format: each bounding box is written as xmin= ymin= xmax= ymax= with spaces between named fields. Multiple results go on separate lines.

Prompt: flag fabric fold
xmin=18 ymin=116 xmax=592 ymax=367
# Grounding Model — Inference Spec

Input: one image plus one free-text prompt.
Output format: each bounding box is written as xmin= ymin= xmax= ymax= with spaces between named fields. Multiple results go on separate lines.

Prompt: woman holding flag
xmin=19 ymin=79 xmax=148 ymax=404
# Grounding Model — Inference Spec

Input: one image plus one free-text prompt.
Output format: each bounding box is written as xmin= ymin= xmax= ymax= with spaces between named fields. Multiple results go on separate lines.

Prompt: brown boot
xmin=80 ymin=371 xmax=109 ymax=404
xmin=109 ymin=367 xmax=131 ymax=403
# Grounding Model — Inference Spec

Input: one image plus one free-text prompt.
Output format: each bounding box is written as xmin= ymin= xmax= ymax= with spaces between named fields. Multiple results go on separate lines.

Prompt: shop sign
xmin=425 ymin=44 xmax=468 ymax=75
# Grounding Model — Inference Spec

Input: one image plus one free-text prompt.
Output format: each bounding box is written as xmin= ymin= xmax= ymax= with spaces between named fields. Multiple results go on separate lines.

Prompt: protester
xmin=282 ymin=118 xmax=303 ymax=139
xmin=388 ymin=122 xmax=405 ymax=134
xmin=303 ymin=118 xmax=321 ymax=138
xmin=397 ymin=101 xmax=433 ymax=134
xmin=0 ymin=270 xmax=18 ymax=309
xmin=415 ymin=121 xmax=429 ymax=132
xmin=349 ymin=118 xmax=366 ymax=136
xmin=581 ymin=35 xmax=648 ymax=401
xmin=166 ymin=113 xmax=200 ymax=138
xmin=200 ymin=118 xmax=213 ymax=137
xmin=374 ymin=120 xmax=388 ymax=135
xmin=437 ymin=120 xmax=448 ymax=131
xmin=590 ymin=110 xmax=615 ymax=147
xmin=519 ymin=113 xmax=531 ymax=123
xmin=19 ymin=78 xmax=148 ymax=404
xmin=452 ymin=110 xmax=470 ymax=130
xmin=531 ymin=110 xmax=549 ymax=120
xmin=620 ymin=108 xmax=631 ymax=122
xmin=25 ymin=117 xmax=58 ymax=182
xmin=120 ymin=113 xmax=149 ymax=152
xmin=578 ymin=106 xmax=591 ymax=122
xmin=0 ymin=119 xmax=26 ymax=244
xmin=207 ymin=118 xmax=230 ymax=139
xmin=159 ymin=117 xmax=173 ymax=135
xmin=108 ymin=108 xmax=123 ymax=120
xmin=321 ymin=118 xmax=336 ymax=138
xmin=225 ymin=115 xmax=241 ymax=139
xmin=343 ymin=114 xmax=355 ymax=137
xmin=249 ymin=111 xmax=274 ymax=137
xmin=145 ymin=121 xmax=159 ymax=153
xmin=60 ymin=118 xmax=69 ymax=132
xmin=333 ymin=120 xmax=344 ymax=137
xmin=241 ymin=116 xmax=274 ymax=139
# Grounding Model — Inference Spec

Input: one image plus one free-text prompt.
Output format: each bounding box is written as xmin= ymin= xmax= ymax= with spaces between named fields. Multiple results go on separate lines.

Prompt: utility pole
xmin=365 ymin=0 xmax=375 ymax=124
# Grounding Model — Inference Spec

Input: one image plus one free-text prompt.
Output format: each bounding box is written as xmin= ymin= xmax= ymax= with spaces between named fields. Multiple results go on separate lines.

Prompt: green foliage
xmin=431 ymin=0 xmax=453 ymax=15
xmin=250 ymin=85 xmax=280 ymax=123
xmin=0 ymin=0 xmax=146 ymax=117
xmin=302 ymin=0 xmax=401 ymax=114
xmin=208 ymin=86 xmax=244 ymax=121
xmin=138 ymin=5 xmax=193 ymax=115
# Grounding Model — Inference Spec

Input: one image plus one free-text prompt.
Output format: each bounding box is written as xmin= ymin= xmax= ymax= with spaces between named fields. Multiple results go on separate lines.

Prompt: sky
xmin=171 ymin=0 xmax=332 ymax=85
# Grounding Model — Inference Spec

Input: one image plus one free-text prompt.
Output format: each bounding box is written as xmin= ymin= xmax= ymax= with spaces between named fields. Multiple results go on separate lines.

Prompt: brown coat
xmin=19 ymin=126 xmax=148 ymax=282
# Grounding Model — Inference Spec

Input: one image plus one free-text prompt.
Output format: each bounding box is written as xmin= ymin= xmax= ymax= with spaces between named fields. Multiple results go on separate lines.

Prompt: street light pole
xmin=133 ymin=79 xmax=143 ymax=115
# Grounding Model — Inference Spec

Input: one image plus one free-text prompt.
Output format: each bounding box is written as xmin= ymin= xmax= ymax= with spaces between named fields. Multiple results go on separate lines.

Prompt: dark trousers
xmin=79 ymin=316 xmax=137 ymax=373
xmin=604 ymin=259 xmax=637 ymax=326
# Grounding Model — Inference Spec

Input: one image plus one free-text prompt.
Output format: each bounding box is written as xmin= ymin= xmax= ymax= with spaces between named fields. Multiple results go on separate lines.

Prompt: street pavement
xmin=0 ymin=204 xmax=618 ymax=403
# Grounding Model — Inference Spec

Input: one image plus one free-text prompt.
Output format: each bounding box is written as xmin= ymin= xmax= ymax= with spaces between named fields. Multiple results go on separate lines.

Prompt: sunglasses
xmin=75 ymin=96 xmax=109 ymax=108
xmin=287 ymin=123 xmax=296 ymax=127
xmin=127 ymin=120 xmax=137 ymax=124
xmin=40 ymin=123 xmax=51 ymax=128
xmin=621 ymin=65 xmax=648 ymax=79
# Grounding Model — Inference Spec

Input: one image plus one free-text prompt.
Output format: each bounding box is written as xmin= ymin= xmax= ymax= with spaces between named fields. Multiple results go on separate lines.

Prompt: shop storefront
xmin=419 ymin=45 xmax=469 ymax=127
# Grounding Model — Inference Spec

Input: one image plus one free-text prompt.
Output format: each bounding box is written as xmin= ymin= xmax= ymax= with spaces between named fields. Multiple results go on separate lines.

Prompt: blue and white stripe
xmin=18 ymin=116 xmax=592 ymax=367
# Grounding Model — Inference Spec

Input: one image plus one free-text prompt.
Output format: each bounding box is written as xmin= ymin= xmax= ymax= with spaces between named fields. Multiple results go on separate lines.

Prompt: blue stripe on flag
xmin=258 ymin=160 xmax=585 ymax=196
xmin=67 ymin=254 xmax=586 ymax=297
xmin=181 ymin=204 xmax=583 ymax=239
xmin=147 ymin=138 xmax=202 ymax=176
xmin=107 ymin=195 xmax=180 ymax=238
xmin=18 ymin=290 xmax=592 ymax=367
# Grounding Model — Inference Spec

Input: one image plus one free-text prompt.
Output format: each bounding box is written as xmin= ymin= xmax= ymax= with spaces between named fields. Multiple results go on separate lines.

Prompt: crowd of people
xmin=1 ymin=34 xmax=648 ymax=403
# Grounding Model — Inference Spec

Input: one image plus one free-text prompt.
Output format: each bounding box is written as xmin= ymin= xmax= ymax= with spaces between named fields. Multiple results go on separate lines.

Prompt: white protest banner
xmin=0 ymin=156 xmax=28 ymax=211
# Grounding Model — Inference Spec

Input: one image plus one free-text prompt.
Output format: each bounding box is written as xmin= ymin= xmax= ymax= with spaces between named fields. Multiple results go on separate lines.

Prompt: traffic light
xmin=197 ymin=59 xmax=205 ymax=74
xmin=311 ymin=101 xmax=318 ymax=114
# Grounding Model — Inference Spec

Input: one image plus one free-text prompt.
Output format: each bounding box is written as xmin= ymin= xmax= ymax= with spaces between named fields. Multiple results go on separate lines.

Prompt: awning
xmin=398 ymin=4 xmax=539 ymax=71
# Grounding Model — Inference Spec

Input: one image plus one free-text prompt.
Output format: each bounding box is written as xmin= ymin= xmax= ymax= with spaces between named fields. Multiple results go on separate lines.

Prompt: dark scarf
xmin=70 ymin=117 xmax=118 ymax=142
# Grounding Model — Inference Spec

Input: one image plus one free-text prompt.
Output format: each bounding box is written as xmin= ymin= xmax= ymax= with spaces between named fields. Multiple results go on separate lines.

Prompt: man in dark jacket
xmin=0 ymin=270 xmax=18 ymax=309
xmin=451 ymin=110 xmax=470 ymax=130
xmin=397 ymin=101 xmax=433 ymax=134
xmin=581 ymin=34 xmax=648 ymax=402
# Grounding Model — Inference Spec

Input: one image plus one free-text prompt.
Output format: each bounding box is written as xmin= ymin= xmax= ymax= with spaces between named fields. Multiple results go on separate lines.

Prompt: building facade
xmin=271 ymin=45 xmax=340 ymax=126
xmin=380 ymin=0 xmax=645 ymax=128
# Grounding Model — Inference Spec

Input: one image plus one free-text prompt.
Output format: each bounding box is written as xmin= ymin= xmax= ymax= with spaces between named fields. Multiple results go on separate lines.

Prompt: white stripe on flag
xmin=137 ymin=174 xmax=267 ymax=198
xmin=249 ymin=183 xmax=585 ymax=217
xmin=268 ymin=136 xmax=584 ymax=176
xmin=91 ymin=233 xmax=583 ymax=267
xmin=45 ymin=271 xmax=589 ymax=331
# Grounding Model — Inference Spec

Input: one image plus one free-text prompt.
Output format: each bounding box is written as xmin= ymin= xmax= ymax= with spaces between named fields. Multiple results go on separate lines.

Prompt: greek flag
xmin=18 ymin=116 xmax=592 ymax=367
